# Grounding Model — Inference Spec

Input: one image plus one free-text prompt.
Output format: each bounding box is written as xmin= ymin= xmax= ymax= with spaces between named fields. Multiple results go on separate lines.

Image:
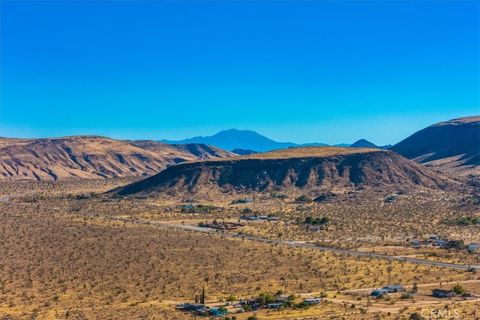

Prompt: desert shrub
xmin=409 ymin=313 xmax=426 ymax=320
xmin=452 ymin=283 xmax=465 ymax=295
xmin=444 ymin=216 xmax=480 ymax=226
xmin=258 ymin=292 xmax=276 ymax=305
xmin=271 ymin=192 xmax=287 ymax=199
xmin=400 ymin=292 xmax=412 ymax=299
xmin=295 ymin=195 xmax=311 ymax=203
xmin=304 ymin=216 xmax=329 ymax=225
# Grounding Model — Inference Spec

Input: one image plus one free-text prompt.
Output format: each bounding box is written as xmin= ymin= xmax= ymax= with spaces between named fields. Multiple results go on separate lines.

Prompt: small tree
xmin=258 ymin=292 xmax=276 ymax=305
xmin=296 ymin=195 xmax=311 ymax=203
xmin=386 ymin=264 xmax=393 ymax=284
xmin=412 ymin=283 xmax=418 ymax=293
xmin=452 ymin=283 xmax=465 ymax=295
xmin=226 ymin=294 xmax=237 ymax=302
xmin=409 ymin=312 xmax=426 ymax=320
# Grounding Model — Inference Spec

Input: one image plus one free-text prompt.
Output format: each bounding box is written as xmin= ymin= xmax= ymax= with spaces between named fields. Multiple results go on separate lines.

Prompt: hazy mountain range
xmin=0 ymin=116 xmax=478 ymax=181
xmin=162 ymin=128 xmax=352 ymax=152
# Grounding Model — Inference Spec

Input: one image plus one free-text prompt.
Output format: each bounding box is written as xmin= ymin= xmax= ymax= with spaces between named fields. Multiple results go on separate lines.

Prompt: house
xmin=240 ymin=215 xmax=259 ymax=221
xmin=382 ymin=284 xmax=406 ymax=293
xmin=275 ymin=294 xmax=291 ymax=302
xmin=411 ymin=239 xmax=422 ymax=248
xmin=267 ymin=216 xmax=280 ymax=221
xmin=177 ymin=303 xmax=207 ymax=313
xmin=467 ymin=243 xmax=480 ymax=253
xmin=267 ymin=303 xmax=284 ymax=309
xmin=208 ymin=307 xmax=228 ymax=316
xmin=435 ymin=239 xmax=448 ymax=248
xmin=429 ymin=234 xmax=439 ymax=241
xmin=303 ymin=298 xmax=321 ymax=305
xmin=239 ymin=299 xmax=261 ymax=310
xmin=432 ymin=289 xmax=455 ymax=298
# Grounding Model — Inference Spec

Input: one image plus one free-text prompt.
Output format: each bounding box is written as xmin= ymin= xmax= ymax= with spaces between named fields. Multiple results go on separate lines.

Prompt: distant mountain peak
xmin=351 ymin=139 xmax=378 ymax=148
xmin=220 ymin=128 xmax=245 ymax=133
xmin=162 ymin=129 xmax=296 ymax=152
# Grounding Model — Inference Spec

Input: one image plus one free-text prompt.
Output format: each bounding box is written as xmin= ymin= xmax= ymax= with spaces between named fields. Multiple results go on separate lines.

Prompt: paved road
xmin=112 ymin=217 xmax=479 ymax=272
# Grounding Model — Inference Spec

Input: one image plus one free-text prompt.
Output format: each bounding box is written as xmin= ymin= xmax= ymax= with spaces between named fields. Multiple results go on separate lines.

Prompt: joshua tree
xmin=386 ymin=263 xmax=393 ymax=284
xmin=200 ymin=285 xmax=206 ymax=305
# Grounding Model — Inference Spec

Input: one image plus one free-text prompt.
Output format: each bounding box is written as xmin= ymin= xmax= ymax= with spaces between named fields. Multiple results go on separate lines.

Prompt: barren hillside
xmin=0 ymin=136 xmax=235 ymax=181
xmin=391 ymin=116 xmax=480 ymax=176
xmin=114 ymin=147 xmax=456 ymax=196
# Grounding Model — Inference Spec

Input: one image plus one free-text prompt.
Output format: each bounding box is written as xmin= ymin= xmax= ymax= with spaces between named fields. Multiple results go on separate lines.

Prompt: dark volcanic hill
xmin=0 ymin=136 xmax=235 ymax=181
xmin=391 ymin=116 xmax=480 ymax=176
xmin=114 ymin=147 xmax=454 ymax=196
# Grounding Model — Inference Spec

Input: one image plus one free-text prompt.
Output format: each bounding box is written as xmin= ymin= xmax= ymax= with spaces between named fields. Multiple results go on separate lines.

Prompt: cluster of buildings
xmin=371 ymin=284 xmax=406 ymax=298
xmin=370 ymin=284 xmax=470 ymax=299
xmin=238 ymin=294 xmax=320 ymax=310
xmin=410 ymin=235 xmax=479 ymax=253
xmin=176 ymin=294 xmax=322 ymax=317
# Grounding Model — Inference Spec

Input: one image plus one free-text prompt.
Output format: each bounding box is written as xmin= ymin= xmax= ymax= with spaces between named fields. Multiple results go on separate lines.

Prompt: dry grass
xmin=239 ymin=146 xmax=382 ymax=159
xmin=1 ymin=181 xmax=479 ymax=319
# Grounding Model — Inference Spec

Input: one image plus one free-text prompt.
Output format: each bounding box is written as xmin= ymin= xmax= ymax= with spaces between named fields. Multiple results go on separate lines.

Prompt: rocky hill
xmin=128 ymin=140 xmax=233 ymax=159
xmin=114 ymin=147 xmax=455 ymax=196
xmin=391 ymin=116 xmax=480 ymax=176
xmin=0 ymin=136 xmax=235 ymax=181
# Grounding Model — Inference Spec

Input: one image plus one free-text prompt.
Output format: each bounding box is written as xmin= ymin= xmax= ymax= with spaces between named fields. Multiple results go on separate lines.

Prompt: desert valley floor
xmin=1 ymin=175 xmax=479 ymax=320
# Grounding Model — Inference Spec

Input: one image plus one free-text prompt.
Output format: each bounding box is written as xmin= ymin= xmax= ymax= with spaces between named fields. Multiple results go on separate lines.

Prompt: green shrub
xmin=295 ymin=195 xmax=311 ymax=203
xmin=452 ymin=283 xmax=465 ymax=295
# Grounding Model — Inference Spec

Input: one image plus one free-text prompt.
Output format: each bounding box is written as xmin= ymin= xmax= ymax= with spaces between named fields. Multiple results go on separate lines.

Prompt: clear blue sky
xmin=1 ymin=1 xmax=479 ymax=145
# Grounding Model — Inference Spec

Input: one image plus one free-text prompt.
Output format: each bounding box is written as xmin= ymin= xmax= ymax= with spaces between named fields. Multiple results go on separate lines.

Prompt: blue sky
xmin=1 ymin=1 xmax=479 ymax=145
